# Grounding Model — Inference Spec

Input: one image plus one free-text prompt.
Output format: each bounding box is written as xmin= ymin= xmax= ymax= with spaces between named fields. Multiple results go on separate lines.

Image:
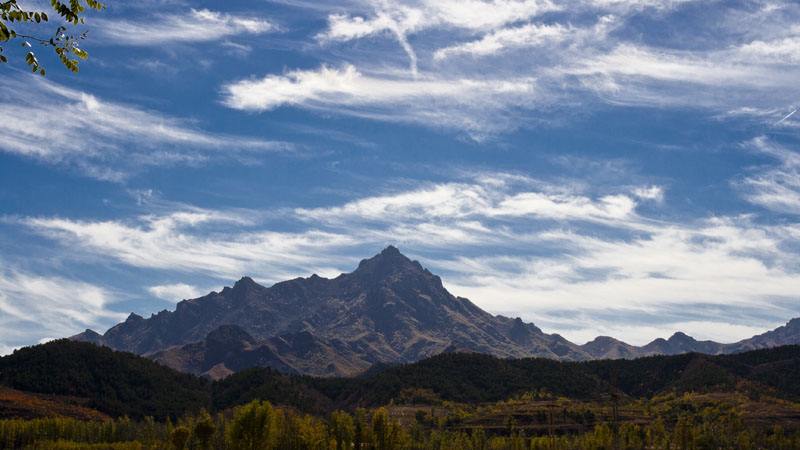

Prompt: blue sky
xmin=2 ymin=0 xmax=800 ymax=354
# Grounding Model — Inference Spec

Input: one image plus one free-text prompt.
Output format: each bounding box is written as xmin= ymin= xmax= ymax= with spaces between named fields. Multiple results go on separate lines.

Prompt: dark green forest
xmin=2 ymin=341 xmax=800 ymax=448
xmin=4 ymin=340 xmax=800 ymax=419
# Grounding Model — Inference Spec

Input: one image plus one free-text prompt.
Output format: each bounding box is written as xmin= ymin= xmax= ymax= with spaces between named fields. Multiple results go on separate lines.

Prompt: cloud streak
xmin=0 ymin=74 xmax=291 ymax=180
xmin=18 ymin=172 xmax=800 ymax=344
xmin=227 ymin=0 xmax=800 ymax=136
xmin=222 ymin=64 xmax=536 ymax=136
xmin=0 ymin=268 xmax=124 ymax=354
xmin=96 ymin=9 xmax=276 ymax=46
xmin=740 ymin=137 xmax=800 ymax=215
xmin=148 ymin=283 xmax=204 ymax=302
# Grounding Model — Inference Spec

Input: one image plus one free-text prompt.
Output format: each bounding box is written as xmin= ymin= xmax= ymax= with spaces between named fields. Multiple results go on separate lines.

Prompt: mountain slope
xmin=0 ymin=340 xmax=209 ymax=419
xmin=74 ymin=246 xmax=589 ymax=376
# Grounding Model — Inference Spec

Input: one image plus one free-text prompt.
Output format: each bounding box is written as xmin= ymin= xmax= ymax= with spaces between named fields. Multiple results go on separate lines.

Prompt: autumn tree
xmin=193 ymin=410 xmax=216 ymax=450
xmin=329 ymin=410 xmax=355 ymax=450
xmin=0 ymin=0 xmax=104 ymax=75
xmin=170 ymin=426 xmax=190 ymax=450
xmin=227 ymin=400 xmax=275 ymax=450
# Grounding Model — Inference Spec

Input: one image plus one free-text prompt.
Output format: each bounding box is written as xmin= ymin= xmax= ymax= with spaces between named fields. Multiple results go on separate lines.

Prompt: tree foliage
xmin=0 ymin=0 xmax=104 ymax=74
xmin=2 ymin=400 xmax=800 ymax=450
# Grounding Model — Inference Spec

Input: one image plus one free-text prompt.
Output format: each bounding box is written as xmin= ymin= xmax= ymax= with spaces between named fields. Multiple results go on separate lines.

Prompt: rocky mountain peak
xmin=232 ymin=276 xmax=259 ymax=290
xmin=217 ymin=276 xmax=265 ymax=300
xmin=668 ymin=331 xmax=694 ymax=343
xmin=125 ymin=313 xmax=144 ymax=323
xmin=352 ymin=246 xmax=427 ymax=281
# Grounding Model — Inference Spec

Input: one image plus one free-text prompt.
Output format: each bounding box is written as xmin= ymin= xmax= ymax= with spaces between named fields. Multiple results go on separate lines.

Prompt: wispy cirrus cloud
xmin=740 ymin=137 xmax=800 ymax=215
xmin=432 ymin=22 xmax=571 ymax=60
xmin=18 ymin=171 xmax=800 ymax=344
xmin=0 ymin=74 xmax=292 ymax=181
xmin=318 ymin=0 xmax=560 ymax=41
xmin=95 ymin=9 xmax=276 ymax=46
xmin=21 ymin=210 xmax=358 ymax=281
xmin=294 ymin=177 xmax=645 ymax=227
xmin=0 ymin=268 xmax=124 ymax=354
xmin=148 ymin=283 xmax=204 ymax=302
xmin=224 ymin=0 xmax=800 ymax=136
xmin=222 ymin=64 xmax=536 ymax=137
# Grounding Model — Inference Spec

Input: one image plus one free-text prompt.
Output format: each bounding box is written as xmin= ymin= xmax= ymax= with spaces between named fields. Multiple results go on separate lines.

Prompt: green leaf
xmin=72 ymin=47 xmax=88 ymax=59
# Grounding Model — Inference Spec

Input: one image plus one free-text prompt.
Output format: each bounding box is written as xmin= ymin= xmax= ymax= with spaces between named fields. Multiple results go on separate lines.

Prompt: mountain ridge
xmin=72 ymin=246 xmax=800 ymax=378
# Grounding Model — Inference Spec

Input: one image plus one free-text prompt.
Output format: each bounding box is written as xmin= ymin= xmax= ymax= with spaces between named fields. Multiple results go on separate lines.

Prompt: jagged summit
xmin=230 ymin=276 xmax=262 ymax=291
xmin=344 ymin=246 xmax=446 ymax=295
xmin=361 ymin=245 xmax=414 ymax=267
xmin=125 ymin=313 xmax=144 ymax=322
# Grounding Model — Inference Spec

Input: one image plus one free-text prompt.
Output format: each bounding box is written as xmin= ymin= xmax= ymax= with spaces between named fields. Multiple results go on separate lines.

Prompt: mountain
xmin=580 ymin=323 xmax=800 ymax=360
xmin=729 ymin=318 xmax=800 ymax=352
xmin=580 ymin=336 xmax=642 ymax=359
xmin=74 ymin=246 xmax=588 ymax=377
xmin=72 ymin=246 xmax=800 ymax=377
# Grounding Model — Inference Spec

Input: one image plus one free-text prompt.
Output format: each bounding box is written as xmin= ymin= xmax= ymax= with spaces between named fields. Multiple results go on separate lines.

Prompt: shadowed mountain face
xmin=72 ymin=247 xmax=800 ymax=378
xmin=74 ymin=247 xmax=587 ymax=377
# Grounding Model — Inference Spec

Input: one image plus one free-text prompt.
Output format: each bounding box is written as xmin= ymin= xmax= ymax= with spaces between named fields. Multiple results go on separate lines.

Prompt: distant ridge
xmin=72 ymin=246 xmax=800 ymax=378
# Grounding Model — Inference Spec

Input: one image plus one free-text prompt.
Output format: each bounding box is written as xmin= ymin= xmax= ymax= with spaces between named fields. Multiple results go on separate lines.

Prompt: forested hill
xmin=2 ymin=340 xmax=799 ymax=420
xmin=0 ymin=340 xmax=209 ymax=419
xmin=275 ymin=345 xmax=800 ymax=408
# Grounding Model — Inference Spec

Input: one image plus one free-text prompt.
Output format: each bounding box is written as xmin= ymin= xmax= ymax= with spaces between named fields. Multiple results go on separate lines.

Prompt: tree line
xmin=2 ymin=400 xmax=799 ymax=450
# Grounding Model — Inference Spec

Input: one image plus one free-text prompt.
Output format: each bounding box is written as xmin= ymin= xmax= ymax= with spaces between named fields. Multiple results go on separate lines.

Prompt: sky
xmin=2 ymin=0 xmax=800 ymax=354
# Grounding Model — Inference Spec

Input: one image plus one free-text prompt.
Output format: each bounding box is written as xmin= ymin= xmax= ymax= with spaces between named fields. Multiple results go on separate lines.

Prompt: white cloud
xmin=318 ymin=0 xmax=560 ymax=41
xmin=295 ymin=177 xmax=646 ymax=226
xmin=569 ymin=44 xmax=776 ymax=88
xmin=281 ymin=1 xmax=800 ymax=133
xmin=223 ymin=64 xmax=533 ymax=110
xmin=22 ymin=210 xmax=358 ymax=281
xmin=633 ymin=185 xmax=664 ymax=202
xmin=433 ymin=22 xmax=570 ymax=60
xmin=222 ymin=64 xmax=536 ymax=135
xmin=0 ymin=74 xmax=290 ymax=180
xmin=439 ymin=216 xmax=800 ymax=344
xmin=738 ymin=35 xmax=800 ymax=64
xmin=0 ymin=269 xmax=124 ymax=352
xmin=740 ymin=137 xmax=800 ymax=214
xmin=148 ymin=283 xmax=203 ymax=301
xmin=585 ymin=0 xmax=695 ymax=13
xmin=316 ymin=0 xmax=560 ymax=75
xmin=96 ymin=9 xmax=275 ymax=46
xmin=19 ymin=170 xmax=800 ymax=344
